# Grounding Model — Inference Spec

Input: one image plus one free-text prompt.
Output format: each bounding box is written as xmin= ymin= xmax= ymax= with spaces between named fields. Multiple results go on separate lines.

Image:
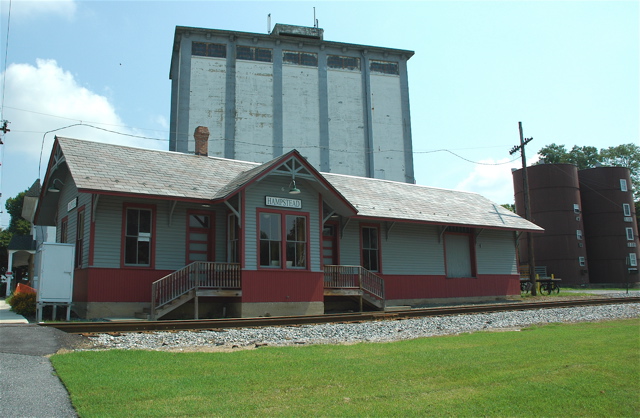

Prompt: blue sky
xmin=0 ymin=0 xmax=638 ymax=228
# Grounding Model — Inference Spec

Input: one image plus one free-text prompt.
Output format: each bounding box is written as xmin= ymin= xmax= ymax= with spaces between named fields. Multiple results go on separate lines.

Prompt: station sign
xmin=265 ymin=196 xmax=302 ymax=209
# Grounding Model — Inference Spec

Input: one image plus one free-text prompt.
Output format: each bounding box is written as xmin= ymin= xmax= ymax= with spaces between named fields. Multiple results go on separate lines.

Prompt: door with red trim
xmin=186 ymin=212 xmax=214 ymax=264
xmin=322 ymin=222 xmax=339 ymax=266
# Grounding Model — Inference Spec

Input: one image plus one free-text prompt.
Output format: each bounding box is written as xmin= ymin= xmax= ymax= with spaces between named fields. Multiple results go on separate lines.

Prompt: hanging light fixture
xmin=47 ymin=178 xmax=65 ymax=193
xmin=289 ymin=179 xmax=301 ymax=195
xmin=288 ymin=169 xmax=301 ymax=195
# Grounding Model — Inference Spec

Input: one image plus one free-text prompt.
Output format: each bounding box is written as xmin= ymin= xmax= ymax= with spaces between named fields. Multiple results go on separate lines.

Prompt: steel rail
xmin=40 ymin=296 xmax=640 ymax=334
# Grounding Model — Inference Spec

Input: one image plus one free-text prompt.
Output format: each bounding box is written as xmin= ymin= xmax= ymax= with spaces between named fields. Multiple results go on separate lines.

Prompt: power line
xmin=0 ymin=0 xmax=11 ymax=120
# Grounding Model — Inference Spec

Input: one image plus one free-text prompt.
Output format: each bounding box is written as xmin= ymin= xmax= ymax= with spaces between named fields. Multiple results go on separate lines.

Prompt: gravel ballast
xmin=89 ymin=298 xmax=640 ymax=352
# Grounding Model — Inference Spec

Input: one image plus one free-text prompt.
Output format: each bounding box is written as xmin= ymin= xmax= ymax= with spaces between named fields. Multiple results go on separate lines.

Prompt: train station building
xmin=34 ymin=135 xmax=541 ymax=319
xmin=28 ymin=23 xmax=546 ymax=319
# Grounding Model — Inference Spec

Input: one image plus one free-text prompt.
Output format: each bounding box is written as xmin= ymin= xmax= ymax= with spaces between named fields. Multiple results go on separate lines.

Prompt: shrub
xmin=8 ymin=292 xmax=36 ymax=316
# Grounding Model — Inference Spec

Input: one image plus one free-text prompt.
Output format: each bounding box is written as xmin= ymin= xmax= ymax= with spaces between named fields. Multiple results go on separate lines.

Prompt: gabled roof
xmin=325 ymin=173 xmax=540 ymax=231
xmin=8 ymin=235 xmax=36 ymax=252
xmin=44 ymin=137 xmax=542 ymax=232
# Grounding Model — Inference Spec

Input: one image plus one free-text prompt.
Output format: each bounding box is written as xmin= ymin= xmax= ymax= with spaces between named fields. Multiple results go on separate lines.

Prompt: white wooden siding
xmin=475 ymin=230 xmax=518 ymax=275
xmin=55 ymin=176 xmax=91 ymax=268
xmin=243 ymin=176 xmax=321 ymax=272
xmin=382 ymin=223 xmax=445 ymax=275
xmin=91 ymin=196 xmax=226 ymax=271
xmin=338 ymin=221 xmax=361 ymax=266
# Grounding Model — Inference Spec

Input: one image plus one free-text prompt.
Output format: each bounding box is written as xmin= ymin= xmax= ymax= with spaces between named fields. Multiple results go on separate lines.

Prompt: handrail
xmin=323 ymin=265 xmax=385 ymax=302
xmin=151 ymin=262 xmax=240 ymax=320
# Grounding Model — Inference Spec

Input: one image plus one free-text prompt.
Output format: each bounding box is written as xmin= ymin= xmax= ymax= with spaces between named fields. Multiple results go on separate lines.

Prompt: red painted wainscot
xmin=381 ymin=274 xmax=521 ymax=300
xmin=241 ymin=270 xmax=324 ymax=303
xmin=73 ymin=268 xmax=174 ymax=303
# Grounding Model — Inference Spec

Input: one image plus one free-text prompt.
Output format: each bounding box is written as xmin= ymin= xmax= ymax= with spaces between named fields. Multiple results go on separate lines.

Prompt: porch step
xmin=385 ymin=305 xmax=411 ymax=312
xmin=134 ymin=311 xmax=150 ymax=320
xmin=151 ymin=291 xmax=195 ymax=320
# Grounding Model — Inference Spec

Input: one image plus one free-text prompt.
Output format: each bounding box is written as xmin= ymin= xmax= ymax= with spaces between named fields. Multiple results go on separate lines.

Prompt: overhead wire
xmin=0 ymin=0 xmax=12 ymax=224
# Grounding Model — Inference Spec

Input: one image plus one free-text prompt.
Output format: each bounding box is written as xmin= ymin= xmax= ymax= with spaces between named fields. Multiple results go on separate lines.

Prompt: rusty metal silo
xmin=578 ymin=167 xmax=639 ymax=285
xmin=512 ymin=164 xmax=589 ymax=286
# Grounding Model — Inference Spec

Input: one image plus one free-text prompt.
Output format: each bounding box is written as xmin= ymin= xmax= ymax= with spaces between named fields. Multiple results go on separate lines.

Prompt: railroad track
xmin=41 ymin=296 xmax=640 ymax=334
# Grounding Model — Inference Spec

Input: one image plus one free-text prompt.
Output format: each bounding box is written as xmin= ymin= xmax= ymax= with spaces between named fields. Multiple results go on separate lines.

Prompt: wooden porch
xmin=323 ymin=265 xmax=385 ymax=311
xmin=148 ymin=262 xmax=241 ymax=320
xmin=145 ymin=262 xmax=386 ymax=320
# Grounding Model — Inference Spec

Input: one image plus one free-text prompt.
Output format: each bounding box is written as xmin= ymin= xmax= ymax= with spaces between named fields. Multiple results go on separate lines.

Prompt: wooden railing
xmin=151 ymin=262 xmax=240 ymax=319
xmin=323 ymin=265 xmax=385 ymax=302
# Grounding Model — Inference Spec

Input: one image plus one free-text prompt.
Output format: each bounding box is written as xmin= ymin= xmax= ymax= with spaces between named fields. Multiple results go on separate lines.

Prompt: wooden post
xmin=511 ymin=122 xmax=537 ymax=295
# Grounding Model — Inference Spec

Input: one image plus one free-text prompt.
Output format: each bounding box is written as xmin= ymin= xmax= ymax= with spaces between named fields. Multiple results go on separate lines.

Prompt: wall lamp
xmin=47 ymin=178 xmax=65 ymax=193
xmin=288 ymin=179 xmax=301 ymax=195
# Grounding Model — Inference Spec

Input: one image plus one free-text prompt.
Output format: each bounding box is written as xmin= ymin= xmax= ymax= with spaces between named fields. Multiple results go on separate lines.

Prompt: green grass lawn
xmin=51 ymin=319 xmax=639 ymax=417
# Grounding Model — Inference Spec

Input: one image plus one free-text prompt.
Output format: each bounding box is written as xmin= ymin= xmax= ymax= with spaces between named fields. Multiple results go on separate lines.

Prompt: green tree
xmin=567 ymin=145 xmax=600 ymax=170
xmin=501 ymin=203 xmax=515 ymax=213
xmin=600 ymin=144 xmax=640 ymax=198
xmin=535 ymin=143 xmax=639 ymax=201
xmin=536 ymin=143 xmax=569 ymax=165
xmin=0 ymin=190 xmax=31 ymax=272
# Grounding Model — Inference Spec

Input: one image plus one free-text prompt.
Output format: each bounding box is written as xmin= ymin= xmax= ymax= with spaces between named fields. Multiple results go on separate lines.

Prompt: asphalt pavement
xmin=0 ymin=299 xmax=87 ymax=418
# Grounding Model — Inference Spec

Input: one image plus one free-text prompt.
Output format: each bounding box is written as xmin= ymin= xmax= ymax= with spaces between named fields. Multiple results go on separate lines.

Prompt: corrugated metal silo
xmin=512 ymin=164 xmax=589 ymax=285
xmin=578 ymin=167 xmax=639 ymax=285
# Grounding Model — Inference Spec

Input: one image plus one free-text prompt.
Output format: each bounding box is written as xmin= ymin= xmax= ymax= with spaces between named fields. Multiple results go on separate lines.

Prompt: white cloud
xmin=0 ymin=59 xmax=166 ymax=229
xmin=1 ymin=0 xmax=77 ymax=19
xmin=2 ymin=59 xmax=163 ymax=162
xmin=455 ymin=158 xmax=521 ymax=205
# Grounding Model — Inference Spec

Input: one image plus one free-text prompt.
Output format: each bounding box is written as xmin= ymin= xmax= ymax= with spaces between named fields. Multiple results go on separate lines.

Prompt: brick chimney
xmin=194 ymin=126 xmax=210 ymax=156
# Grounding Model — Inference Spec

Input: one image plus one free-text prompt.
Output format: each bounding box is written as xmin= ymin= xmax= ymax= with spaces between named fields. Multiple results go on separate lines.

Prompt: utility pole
xmin=510 ymin=122 xmax=536 ymax=295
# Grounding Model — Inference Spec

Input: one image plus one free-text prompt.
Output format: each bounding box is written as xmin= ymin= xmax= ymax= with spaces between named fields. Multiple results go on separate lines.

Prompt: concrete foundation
xmin=386 ymin=295 xmax=510 ymax=308
xmin=73 ymin=302 xmax=149 ymax=319
xmin=240 ymin=301 xmax=324 ymax=318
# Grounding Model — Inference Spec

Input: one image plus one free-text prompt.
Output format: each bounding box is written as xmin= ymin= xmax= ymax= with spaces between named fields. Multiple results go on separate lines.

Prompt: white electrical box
xmin=35 ymin=243 xmax=75 ymax=303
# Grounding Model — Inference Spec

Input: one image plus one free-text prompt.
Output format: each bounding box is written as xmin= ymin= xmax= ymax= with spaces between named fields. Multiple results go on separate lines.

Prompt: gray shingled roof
xmin=54 ymin=137 xmax=541 ymax=232
xmin=57 ymin=136 xmax=250 ymax=200
xmin=324 ymin=173 xmax=540 ymax=231
xmin=8 ymin=235 xmax=36 ymax=251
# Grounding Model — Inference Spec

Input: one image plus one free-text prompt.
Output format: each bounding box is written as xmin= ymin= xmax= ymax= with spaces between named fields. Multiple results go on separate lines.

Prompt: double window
xmin=370 ymin=60 xmax=399 ymax=75
xmin=237 ymin=46 xmax=272 ymax=63
xmin=124 ymin=207 xmax=153 ymax=267
xmin=327 ymin=55 xmax=360 ymax=71
xmin=283 ymin=51 xmax=318 ymax=67
xmin=192 ymin=42 xmax=226 ymax=58
xmin=259 ymin=211 xmax=308 ymax=269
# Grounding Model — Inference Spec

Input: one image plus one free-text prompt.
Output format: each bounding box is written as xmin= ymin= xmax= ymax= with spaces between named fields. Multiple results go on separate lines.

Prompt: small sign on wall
xmin=67 ymin=197 xmax=78 ymax=212
xmin=265 ymin=196 xmax=302 ymax=209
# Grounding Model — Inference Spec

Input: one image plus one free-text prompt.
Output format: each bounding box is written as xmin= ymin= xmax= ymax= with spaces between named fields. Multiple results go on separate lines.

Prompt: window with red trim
xmin=60 ymin=217 xmax=68 ymax=243
xmin=75 ymin=209 xmax=85 ymax=268
xmin=259 ymin=211 xmax=308 ymax=269
xmin=228 ymin=214 xmax=240 ymax=263
xmin=124 ymin=208 xmax=152 ymax=266
xmin=361 ymin=225 xmax=380 ymax=272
